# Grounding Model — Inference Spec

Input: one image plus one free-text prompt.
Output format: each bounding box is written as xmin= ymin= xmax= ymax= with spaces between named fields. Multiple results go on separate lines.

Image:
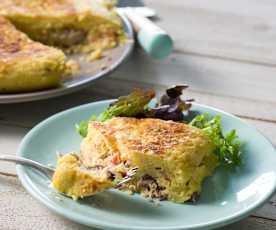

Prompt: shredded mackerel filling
xmin=41 ymin=29 xmax=87 ymax=48
xmin=137 ymin=174 xmax=168 ymax=201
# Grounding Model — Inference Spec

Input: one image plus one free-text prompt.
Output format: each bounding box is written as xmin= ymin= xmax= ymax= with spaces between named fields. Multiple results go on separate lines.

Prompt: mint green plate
xmin=17 ymin=100 xmax=276 ymax=230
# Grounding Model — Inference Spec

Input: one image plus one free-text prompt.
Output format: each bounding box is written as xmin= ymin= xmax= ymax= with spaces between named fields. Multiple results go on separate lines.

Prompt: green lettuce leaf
xmin=190 ymin=113 xmax=242 ymax=167
xmin=97 ymin=89 xmax=155 ymax=122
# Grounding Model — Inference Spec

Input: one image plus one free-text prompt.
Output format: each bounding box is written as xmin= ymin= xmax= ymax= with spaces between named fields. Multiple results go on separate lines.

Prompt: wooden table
xmin=1 ymin=0 xmax=276 ymax=229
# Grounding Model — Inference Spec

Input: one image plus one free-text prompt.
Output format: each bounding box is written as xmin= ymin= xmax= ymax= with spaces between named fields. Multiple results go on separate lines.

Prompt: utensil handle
xmin=123 ymin=9 xmax=173 ymax=59
xmin=0 ymin=155 xmax=54 ymax=177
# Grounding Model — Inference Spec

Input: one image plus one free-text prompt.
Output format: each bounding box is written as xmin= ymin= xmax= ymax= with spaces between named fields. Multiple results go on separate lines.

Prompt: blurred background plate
xmin=0 ymin=14 xmax=134 ymax=104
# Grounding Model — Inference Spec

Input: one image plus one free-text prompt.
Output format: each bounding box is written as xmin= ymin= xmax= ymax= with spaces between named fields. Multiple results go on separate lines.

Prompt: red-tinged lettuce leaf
xmin=146 ymin=85 xmax=194 ymax=121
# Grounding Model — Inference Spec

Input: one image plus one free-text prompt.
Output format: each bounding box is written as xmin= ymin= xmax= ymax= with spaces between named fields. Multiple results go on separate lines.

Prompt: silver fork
xmin=0 ymin=154 xmax=137 ymax=187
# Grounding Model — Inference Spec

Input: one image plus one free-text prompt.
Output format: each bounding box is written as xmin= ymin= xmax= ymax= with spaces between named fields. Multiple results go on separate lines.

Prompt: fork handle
xmin=0 ymin=155 xmax=54 ymax=178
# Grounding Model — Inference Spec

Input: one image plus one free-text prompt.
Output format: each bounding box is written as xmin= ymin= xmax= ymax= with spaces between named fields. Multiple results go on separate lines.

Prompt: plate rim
xmin=16 ymin=100 xmax=276 ymax=230
xmin=0 ymin=14 xmax=134 ymax=104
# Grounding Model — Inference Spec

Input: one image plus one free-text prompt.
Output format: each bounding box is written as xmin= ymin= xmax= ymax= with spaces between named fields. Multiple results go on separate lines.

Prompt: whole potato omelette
xmin=0 ymin=0 xmax=125 ymax=92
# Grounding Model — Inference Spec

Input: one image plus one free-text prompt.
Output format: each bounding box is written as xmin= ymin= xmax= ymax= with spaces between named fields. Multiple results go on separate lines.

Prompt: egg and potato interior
xmin=52 ymin=117 xmax=218 ymax=203
xmin=52 ymin=153 xmax=114 ymax=200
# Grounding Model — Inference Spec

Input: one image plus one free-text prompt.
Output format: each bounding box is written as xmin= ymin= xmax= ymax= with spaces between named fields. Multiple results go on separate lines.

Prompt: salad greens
xmin=76 ymin=119 xmax=92 ymax=139
xmin=76 ymin=85 xmax=242 ymax=167
xmin=190 ymin=113 xmax=242 ymax=167
xmin=76 ymin=89 xmax=155 ymax=138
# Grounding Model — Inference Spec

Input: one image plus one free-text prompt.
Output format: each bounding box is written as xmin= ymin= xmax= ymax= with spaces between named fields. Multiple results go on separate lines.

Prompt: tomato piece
xmin=111 ymin=154 xmax=121 ymax=165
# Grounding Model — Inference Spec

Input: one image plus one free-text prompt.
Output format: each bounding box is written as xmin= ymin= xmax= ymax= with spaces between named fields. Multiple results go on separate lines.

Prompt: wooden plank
xmin=113 ymin=50 xmax=276 ymax=103
xmin=254 ymin=200 xmax=276 ymax=221
xmin=220 ymin=216 xmax=276 ymax=230
xmin=0 ymin=124 xmax=29 ymax=175
xmin=244 ymin=119 xmax=276 ymax=146
xmin=0 ymin=176 xmax=94 ymax=230
xmin=145 ymin=0 xmax=276 ymax=66
xmin=0 ymin=124 xmax=28 ymax=154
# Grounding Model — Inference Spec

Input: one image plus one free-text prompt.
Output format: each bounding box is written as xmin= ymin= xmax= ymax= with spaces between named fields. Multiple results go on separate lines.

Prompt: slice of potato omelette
xmin=80 ymin=117 xmax=218 ymax=203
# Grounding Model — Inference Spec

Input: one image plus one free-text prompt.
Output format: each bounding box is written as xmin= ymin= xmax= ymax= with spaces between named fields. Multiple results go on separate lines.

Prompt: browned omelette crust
xmin=81 ymin=117 xmax=214 ymax=167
